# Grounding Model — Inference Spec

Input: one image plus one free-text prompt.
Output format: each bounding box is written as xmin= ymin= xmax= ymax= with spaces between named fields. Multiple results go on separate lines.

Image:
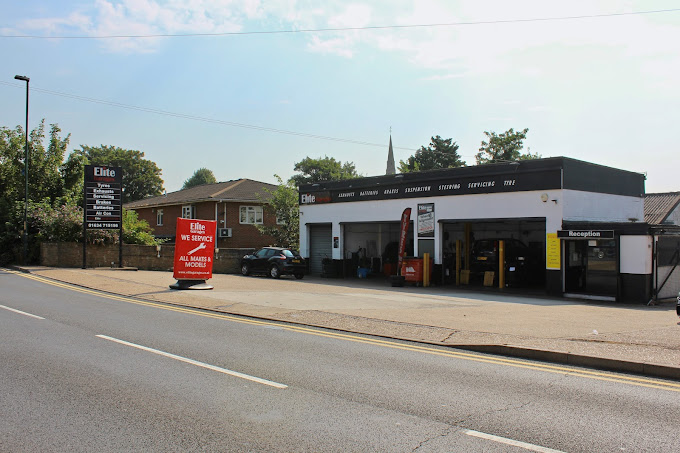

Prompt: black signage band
xmin=300 ymin=169 xmax=561 ymax=205
xmin=557 ymin=230 xmax=615 ymax=239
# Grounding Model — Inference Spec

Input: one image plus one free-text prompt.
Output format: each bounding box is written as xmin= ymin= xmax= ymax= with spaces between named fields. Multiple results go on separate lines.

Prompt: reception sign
xmin=173 ymin=218 xmax=217 ymax=280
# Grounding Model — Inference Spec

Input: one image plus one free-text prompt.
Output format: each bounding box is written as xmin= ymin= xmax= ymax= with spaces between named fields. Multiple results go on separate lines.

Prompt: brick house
xmin=124 ymin=178 xmax=281 ymax=248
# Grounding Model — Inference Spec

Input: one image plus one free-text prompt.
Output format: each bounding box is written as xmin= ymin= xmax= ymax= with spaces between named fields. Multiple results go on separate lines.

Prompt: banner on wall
xmin=173 ymin=218 xmax=217 ymax=281
xmin=417 ymin=203 xmax=435 ymax=238
xmin=397 ymin=207 xmax=412 ymax=274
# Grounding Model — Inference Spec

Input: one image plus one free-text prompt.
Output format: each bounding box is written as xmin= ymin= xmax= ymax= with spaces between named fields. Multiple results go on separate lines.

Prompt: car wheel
xmin=294 ymin=273 xmax=304 ymax=280
xmin=269 ymin=265 xmax=281 ymax=279
xmin=241 ymin=264 xmax=250 ymax=276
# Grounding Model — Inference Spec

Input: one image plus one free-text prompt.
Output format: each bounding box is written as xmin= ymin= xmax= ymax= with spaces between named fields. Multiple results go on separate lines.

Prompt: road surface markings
xmin=96 ymin=334 xmax=288 ymax=389
xmin=0 ymin=304 xmax=45 ymax=320
xmin=7 ymin=269 xmax=680 ymax=393
xmin=464 ymin=429 xmax=565 ymax=453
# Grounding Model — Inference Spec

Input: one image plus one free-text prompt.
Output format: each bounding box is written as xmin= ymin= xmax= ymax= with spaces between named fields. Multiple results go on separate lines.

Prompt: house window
xmin=156 ymin=209 xmax=164 ymax=226
xmin=240 ymin=206 xmax=263 ymax=224
xmin=182 ymin=205 xmax=195 ymax=219
xmin=276 ymin=212 xmax=285 ymax=225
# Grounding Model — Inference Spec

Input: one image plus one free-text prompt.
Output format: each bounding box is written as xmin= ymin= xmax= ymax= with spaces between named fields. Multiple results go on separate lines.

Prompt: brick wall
xmin=41 ymin=243 xmax=254 ymax=274
xmin=131 ymin=200 xmax=276 ymax=248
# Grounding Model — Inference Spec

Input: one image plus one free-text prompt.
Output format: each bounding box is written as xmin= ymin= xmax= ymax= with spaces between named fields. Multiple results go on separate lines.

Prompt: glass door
xmin=565 ymin=239 xmax=617 ymax=297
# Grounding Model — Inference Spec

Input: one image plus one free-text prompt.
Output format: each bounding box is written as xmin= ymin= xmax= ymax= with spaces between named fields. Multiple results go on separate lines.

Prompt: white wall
xmin=620 ymin=235 xmax=653 ymax=274
xmin=300 ymin=190 xmax=566 ymax=261
xmin=562 ymin=190 xmax=644 ymax=223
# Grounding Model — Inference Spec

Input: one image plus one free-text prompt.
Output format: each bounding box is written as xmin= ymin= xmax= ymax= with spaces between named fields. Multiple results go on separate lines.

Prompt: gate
xmin=654 ymin=235 xmax=680 ymax=300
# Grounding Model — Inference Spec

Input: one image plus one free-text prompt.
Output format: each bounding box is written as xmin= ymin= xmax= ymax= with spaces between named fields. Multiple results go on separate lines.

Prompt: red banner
xmin=397 ymin=207 xmax=411 ymax=275
xmin=173 ymin=218 xmax=217 ymax=280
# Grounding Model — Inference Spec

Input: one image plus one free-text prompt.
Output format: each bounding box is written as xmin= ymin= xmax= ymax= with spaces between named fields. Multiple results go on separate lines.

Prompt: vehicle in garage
xmin=470 ymin=238 xmax=537 ymax=286
xmin=241 ymin=247 xmax=306 ymax=279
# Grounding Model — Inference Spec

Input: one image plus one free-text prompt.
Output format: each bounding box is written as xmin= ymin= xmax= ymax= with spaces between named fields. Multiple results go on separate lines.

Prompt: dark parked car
xmin=470 ymin=238 xmax=537 ymax=286
xmin=241 ymin=247 xmax=306 ymax=279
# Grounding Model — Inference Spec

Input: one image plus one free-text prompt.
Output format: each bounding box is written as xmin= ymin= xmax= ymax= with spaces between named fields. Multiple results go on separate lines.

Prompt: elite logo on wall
xmin=84 ymin=165 xmax=122 ymax=229
xmin=173 ymin=218 xmax=217 ymax=281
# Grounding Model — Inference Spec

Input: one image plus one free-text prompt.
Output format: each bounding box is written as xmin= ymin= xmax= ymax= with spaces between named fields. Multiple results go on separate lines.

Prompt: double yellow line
xmin=8 ymin=268 xmax=680 ymax=393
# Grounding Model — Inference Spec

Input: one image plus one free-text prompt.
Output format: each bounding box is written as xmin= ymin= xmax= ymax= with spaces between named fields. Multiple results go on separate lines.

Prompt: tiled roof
xmin=124 ymin=178 xmax=278 ymax=209
xmin=644 ymin=192 xmax=680 ymax=225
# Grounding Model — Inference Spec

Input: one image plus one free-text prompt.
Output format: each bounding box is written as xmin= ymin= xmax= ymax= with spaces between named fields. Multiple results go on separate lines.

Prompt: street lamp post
xmin=15 ymin=75 xmax=29 ymax=265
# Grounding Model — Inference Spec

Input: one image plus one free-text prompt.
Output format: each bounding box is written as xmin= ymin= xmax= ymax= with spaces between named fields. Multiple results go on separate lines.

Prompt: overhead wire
xmin=0 ymin=81 xmax=419 ymax=151
xmin=1 ymin=8 xmax=679 ymax=40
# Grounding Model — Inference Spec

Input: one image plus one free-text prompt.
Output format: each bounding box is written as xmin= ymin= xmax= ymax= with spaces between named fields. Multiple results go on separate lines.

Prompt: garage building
xmin=299 ymin=157 xmax=654 ymax=303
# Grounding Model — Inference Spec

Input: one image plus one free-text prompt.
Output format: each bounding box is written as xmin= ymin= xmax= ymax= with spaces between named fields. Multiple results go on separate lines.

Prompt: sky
xmin=2 ymin=0 xmax=679 ymax=193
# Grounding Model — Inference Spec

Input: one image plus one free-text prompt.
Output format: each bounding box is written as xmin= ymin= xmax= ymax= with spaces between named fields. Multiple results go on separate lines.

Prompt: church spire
xmin=386 ymin=133 xmax=396 ymax=175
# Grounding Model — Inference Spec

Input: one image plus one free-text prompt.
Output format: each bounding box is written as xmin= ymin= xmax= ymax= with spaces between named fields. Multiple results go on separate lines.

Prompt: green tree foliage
xmin=290 ymin=156 xmax=359 ymax=186
xmin=67 ymin=145 xmax=164 ymax=203
xmin=0 ymin=120 xmax=71 ymax=205
xmin=1 ymin=121 xmax=74 ymax=263
xmin=182 ymin=167 xmax=217 ymax=190
xmin=475 ymin=128 xmax=540 ymax=164
xmin=1 ymin=121 xmax=165 ymax=264
xmin=399 ymin=135 xmax=466 ymax=173
xmin=256 ymin=175 xmax=300 ymax=249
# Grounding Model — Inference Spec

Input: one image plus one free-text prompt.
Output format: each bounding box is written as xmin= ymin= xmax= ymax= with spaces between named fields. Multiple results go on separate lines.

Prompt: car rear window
xmin=283 ymin=250 xmax=295 ymax=257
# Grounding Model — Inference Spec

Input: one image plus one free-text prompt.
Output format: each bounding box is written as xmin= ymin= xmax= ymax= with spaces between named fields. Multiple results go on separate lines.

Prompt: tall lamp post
xmin=15 ymin=75 xmax=29 ymax=265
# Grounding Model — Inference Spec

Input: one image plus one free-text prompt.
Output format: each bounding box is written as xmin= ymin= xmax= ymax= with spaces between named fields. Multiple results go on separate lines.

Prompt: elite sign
xmin=84 ymin=165 xmax=122 ymax=229
xmin=173 ymin=218 xmax=217 ymax=281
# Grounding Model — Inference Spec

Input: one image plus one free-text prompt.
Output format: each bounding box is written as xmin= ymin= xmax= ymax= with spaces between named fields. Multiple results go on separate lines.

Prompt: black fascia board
xmin=561 ymin=158 xmax=645 ymax=197
xmin=299 ymin=157 xmax=645 ymax=205
xmin=561 ymin=220 xmax=650 ymax=235
xmin=299 ymin=158 xmax=562 ymax=192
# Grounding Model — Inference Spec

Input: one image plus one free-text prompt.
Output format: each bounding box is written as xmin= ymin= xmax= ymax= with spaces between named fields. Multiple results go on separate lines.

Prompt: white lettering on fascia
xmin=405 ymin=186 xmax=431 ymax=193
xmin=438 ymin=184 xmax=461 ymax=191
xmin=467 ymin=181 xmax=495 ymax=189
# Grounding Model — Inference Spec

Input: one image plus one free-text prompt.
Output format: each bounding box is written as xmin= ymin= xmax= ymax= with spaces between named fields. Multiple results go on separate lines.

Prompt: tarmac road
xmin=2 ymin=269 xmax=680 ymax=452
xmin=8 ymin=266 xmax=680 ymax=379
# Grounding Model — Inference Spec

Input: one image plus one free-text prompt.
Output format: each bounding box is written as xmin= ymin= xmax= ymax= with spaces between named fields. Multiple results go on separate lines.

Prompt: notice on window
xmin=417 ymin=203 xmax=435 ymax=238
xmin=546 ymin=233 xmax=561 ymax=270
xmin=173 ymin=218 xmax=217 ymax=281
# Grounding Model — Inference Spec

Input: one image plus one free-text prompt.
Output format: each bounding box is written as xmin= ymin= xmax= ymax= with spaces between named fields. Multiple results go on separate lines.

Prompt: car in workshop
xmin=241 ymin=247 xmax=306 ymax=279
xmin=470 ymin=238 xmax=537 ymax=286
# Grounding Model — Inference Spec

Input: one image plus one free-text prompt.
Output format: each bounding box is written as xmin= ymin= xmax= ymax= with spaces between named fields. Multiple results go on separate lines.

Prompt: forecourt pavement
xmin=11 ymin=266 xmax=680 ymax=380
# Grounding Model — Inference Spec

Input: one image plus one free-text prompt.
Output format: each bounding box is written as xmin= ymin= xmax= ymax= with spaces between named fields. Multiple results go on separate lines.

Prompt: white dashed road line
xmin=465 ymin=429 xmax=565 ymax=452
xmin=96 ymin=334 xmax=288 ymax=389
xmin=0 ymin=304 xmax=45 ymax=320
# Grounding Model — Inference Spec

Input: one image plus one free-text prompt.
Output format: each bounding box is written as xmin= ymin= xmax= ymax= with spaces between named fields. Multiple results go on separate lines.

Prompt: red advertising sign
xmin=173 ymin=218 xmax=217 ymax=280
xmin=397 ymin=207 xmax=411 ymax=275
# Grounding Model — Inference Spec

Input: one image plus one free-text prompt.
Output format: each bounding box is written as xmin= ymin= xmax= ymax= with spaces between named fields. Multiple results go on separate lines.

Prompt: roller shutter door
xmin=309 ymin=225 xmax=332 ymax=275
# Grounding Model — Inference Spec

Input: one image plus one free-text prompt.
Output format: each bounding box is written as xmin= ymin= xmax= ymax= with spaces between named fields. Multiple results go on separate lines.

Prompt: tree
xmin=398 ymin=135 xmax=465 ymax=173
xmin=1 ymin=121 xmax=73 ymax=263
xmin=475 ymin=128 xmax=539 ymax=164
xmin=182 ymin=168 xmax=217 ymax=190
xmin=290 ymin=156 xmax=359 ymax=186
xmin=68 ymin=145 xmax=164 ymax=203
xmin=256 ymin=175 xmax=300 ymax=249
xmin=0 ymin=120 xmax=71 ymax=205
